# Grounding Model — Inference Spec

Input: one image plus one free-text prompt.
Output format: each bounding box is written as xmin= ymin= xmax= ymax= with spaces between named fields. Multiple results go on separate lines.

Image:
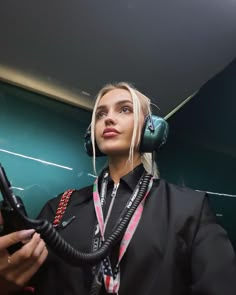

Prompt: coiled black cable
xmin=36 ymin=172 xmax=152 ymax=266
xmin=1 ymin=164 xmax=152 ymax=266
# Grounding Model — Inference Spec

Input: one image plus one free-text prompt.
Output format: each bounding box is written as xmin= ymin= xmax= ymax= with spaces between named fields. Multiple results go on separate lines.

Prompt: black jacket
xmin=33 ymin=169 xmax=236 ymax=295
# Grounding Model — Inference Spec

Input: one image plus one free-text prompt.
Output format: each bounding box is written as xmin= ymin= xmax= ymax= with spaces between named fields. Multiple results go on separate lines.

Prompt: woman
xmin=0 ymin=82 xmax=236 ymax=294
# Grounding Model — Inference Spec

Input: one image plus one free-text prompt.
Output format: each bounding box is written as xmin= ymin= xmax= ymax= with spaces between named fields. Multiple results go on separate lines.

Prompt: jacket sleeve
xmin=191 ymin=195 xmax=236 ymax=294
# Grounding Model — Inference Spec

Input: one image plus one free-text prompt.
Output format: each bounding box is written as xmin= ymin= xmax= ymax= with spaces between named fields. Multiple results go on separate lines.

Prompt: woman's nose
xmin=104 ymin=112 xmax=116 ymax=125
xmin=104 ymin=117 xmax=115 ymax=125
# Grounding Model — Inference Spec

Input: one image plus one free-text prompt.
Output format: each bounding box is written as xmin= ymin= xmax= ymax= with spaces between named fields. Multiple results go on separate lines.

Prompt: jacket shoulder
xmin=51 ymin=185 xmax=93 ymax=207
xmin=160 ymin=179 xmax=206 ymax=201
xmin=156 ymin=179 xmax=208 ymax=219
xmin=38 ymin=185 xmax=93 ymax=219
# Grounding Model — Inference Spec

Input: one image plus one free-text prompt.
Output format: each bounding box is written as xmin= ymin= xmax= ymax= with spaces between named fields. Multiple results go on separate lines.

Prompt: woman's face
xmin=95 ymin=88 xmax=144 ymax=157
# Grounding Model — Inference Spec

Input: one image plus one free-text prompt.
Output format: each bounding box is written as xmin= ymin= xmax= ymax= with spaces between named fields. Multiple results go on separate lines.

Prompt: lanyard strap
xmin=92 ymin=171 xmax=153 ymax=294
xmin=93 ymin=171 xmax=109 ymax=238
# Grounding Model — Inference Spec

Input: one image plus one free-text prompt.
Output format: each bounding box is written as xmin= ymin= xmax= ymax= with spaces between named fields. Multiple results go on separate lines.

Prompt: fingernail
xmin=19 ymin=229 xmax=35 ymax=239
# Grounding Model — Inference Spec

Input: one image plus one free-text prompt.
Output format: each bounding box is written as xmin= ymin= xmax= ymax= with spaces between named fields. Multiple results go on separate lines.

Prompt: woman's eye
xmin=96 ymin=111 xmax=106 ymax=119
xmin=121 ymin=106 xmax=132 ymax=113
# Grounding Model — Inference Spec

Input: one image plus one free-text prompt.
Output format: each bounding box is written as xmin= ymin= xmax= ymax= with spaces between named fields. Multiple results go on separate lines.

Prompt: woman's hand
xmin=0 ymin=214 xmax=48 ymax=293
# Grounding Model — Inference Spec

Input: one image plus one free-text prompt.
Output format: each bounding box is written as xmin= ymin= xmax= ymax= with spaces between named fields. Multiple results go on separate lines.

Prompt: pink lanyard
xmin=93 ymin=173 xmax=154 ymax=294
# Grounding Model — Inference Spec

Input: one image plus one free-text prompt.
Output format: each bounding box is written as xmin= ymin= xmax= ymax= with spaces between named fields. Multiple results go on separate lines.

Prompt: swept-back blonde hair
xmin=90 ymin=82 xmax=159 ymax=177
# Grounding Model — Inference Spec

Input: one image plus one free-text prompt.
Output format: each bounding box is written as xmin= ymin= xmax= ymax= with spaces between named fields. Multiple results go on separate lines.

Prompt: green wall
xmin=0 ymin=81 xmax=105 ymax=217
xmin=157 ymin=59 xmax=236 ymax=248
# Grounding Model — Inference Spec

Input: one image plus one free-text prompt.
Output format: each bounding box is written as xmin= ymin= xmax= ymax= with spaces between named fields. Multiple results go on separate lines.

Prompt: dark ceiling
xmin=0 ymin=0 xmax=236 ymax=116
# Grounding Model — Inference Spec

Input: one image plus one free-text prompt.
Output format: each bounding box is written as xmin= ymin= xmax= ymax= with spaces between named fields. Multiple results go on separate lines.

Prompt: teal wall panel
xmin=0 ymin=81 xmax=105 ymax=217
xmin=157 ymin=61 xmax=236 ymax=248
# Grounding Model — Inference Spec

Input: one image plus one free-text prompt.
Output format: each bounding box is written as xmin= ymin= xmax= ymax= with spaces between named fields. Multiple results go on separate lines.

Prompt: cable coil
xmin=6 ymin=173 xmax=152 ymax=266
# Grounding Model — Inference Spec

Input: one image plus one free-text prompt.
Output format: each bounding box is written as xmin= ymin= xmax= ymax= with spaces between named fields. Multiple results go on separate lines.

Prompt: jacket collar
xmin=98 ymin=164 xmax=145 ymax=192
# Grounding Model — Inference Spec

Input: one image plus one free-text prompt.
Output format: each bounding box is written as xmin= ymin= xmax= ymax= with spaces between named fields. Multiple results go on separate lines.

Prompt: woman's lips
xmin=103 ymin=128 xmax=120 ymax=138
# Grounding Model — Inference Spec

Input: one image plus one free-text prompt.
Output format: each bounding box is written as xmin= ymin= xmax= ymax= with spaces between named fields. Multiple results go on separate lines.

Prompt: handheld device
xmin=0 ymin=164 xmax=28 ymax=253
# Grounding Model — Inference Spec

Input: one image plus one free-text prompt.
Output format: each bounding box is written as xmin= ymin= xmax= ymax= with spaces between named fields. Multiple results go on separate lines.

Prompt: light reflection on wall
xmin=0 ymin=149 xmax=73 ymax=170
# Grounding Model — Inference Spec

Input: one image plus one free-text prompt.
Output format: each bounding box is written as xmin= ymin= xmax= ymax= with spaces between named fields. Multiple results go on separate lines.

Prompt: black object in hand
xmin=1 ymin=196 xmax=28 ymax=253
xmin=0 ymin=164 xmax=28 ymax=253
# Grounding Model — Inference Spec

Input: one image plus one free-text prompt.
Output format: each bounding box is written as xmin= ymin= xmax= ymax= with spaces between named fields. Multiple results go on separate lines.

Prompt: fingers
xmin=5 ymin=236 xmax=48 ymax=287
xmin=13 ymin=244 xmax=48 ymax=286
xmin=15 ymin=248 xmax=48 ymax=287
xmin=10 ymin=233 xmax=43 ymax=265
xmin=0 ymin=232 xmax=48 ymax=288
xmin=0 ymin=230 xmax=36 ymax=273
xmin=0 ymin=229 xmax=35 ymax=250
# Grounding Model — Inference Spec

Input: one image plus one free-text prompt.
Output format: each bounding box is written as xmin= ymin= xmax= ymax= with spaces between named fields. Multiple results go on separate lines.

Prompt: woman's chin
xmin=100 ymin=147 xmax=129 ymax=157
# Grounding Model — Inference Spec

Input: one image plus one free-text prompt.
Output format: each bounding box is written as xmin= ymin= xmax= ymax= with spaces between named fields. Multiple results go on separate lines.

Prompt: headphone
xmin=84 ymin=115 xmax=169 ymax=157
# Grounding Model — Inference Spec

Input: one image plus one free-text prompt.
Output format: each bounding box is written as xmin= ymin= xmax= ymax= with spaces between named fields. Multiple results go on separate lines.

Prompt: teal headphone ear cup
xmin=139 ymin=115 xmax=169 ymax=153
xmin=84 ymin=115 xmax=169 ymax=156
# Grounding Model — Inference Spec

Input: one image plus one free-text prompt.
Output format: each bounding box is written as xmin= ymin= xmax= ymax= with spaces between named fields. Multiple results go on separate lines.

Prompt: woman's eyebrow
xmin=96 ymin=105 xmax=107 ymax=112
xmin=116 ymin=100 xmax=133 ymax=106
xmin=97 ymin=100 xmax=133 ymax=111
xmin=96 ymin=103 xmax=112 ymax=112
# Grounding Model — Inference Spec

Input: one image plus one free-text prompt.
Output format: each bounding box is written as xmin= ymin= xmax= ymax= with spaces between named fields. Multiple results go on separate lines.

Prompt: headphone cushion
xmin=139 ymin=115 xmax=169 ymax=153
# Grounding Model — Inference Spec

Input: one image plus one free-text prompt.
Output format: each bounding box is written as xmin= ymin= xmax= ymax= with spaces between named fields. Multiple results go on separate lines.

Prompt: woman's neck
xmin=108 ymin=154 xmax=142 ymax=184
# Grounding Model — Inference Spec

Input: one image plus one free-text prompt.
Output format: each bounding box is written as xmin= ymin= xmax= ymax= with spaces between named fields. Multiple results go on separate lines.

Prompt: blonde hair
xmin=90 ymin=82 xmax=159 ymax=177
